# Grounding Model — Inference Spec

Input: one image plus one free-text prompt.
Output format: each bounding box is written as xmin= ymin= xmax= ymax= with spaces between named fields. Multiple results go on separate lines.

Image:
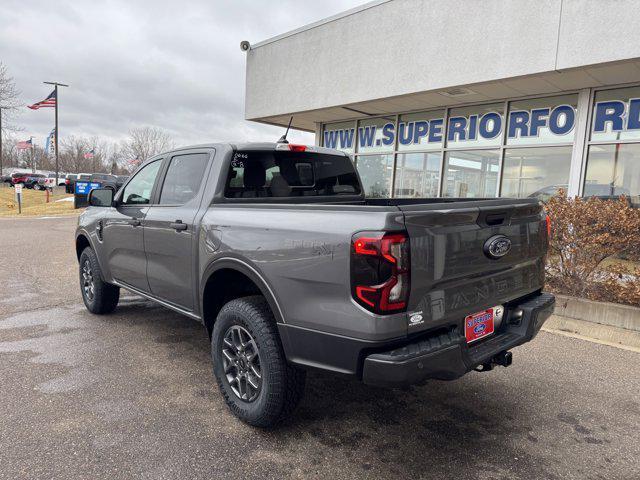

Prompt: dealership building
xmin=244 ymin=0 xmax=640 ymax=204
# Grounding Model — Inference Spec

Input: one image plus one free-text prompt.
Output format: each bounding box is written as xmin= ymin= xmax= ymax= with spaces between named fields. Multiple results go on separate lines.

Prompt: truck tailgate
xmin=399 ymin=198 xmax=547 ymax=335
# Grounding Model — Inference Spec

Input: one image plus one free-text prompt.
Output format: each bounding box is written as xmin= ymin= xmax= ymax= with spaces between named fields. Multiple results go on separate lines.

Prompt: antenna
xmin=277 ymin=116 xmax=293 ymax=144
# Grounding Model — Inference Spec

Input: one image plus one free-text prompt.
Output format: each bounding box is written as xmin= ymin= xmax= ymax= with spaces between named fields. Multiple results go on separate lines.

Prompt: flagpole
xmin=44 ymin=81 xmax=68 ymax=185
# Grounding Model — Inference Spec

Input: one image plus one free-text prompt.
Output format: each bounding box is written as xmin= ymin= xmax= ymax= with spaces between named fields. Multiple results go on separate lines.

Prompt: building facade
xmin=244 ymin=0 xmax=640 ymax=205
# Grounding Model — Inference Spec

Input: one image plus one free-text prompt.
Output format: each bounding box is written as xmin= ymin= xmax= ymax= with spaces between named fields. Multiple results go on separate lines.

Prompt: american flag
xmin=17 ymin=139 xmax=33 ymax=150
xmin=28 ymin=90 xmax=56 ymax=110
xmin=84 ymin=149 xmax=95 ymax=159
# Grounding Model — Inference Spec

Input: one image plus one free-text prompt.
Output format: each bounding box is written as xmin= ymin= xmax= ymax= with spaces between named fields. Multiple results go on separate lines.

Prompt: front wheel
xmin=211 ymin=296 xmax=306 ymax=428
xmin=79 ymin=247 xmax=120 ymax=314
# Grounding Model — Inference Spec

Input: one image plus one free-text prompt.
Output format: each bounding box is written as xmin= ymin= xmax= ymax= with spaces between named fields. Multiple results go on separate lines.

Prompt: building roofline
xmin=250 ymin=0 xmax=391 ymax=49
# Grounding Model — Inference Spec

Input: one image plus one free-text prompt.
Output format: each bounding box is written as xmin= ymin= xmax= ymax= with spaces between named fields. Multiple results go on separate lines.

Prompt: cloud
xmin=0 ymin=0 xmax=364 ymax=147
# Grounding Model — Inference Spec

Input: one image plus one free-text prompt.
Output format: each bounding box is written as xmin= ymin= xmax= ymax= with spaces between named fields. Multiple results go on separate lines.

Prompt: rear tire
xmin=79 ymin=247 xmax=120 ymax=314
xmin=211 ymin=296 xmax=306 ymax=428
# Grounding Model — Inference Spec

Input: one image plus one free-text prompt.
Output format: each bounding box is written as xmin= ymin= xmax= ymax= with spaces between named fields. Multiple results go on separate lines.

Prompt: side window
xmin=159 ymin=153 xmax=209 ymax=205
xmin=121 ymin=160 xmax=162 ymax=205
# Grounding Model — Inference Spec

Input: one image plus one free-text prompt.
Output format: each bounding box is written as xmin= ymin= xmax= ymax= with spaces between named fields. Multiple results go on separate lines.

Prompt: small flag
xmin=84 ymin=149 xmax=95 ymax=159
xmin=17 ymin=139 xmax=33 ymax=150
xmin=45 ymin=128 xmax=56 ymax=155
xmin=28 ymin=90 xmax=56 ymax=110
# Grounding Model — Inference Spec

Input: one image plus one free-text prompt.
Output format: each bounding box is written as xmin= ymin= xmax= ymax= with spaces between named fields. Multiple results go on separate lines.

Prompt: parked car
xmin=23 ymin=173 xmax=47 ymax=190
xmin=89 ymin=173 xmax=118 ymax=192
xmin=76 ymin=142 xmax=554 ymax=427
xmin=115 ymin=175 xmax=129 ymax=190
xmin=10 ymin=172 xmax=33 ymax=186
xmin=45 ymin=172 xmax=66 ymax=187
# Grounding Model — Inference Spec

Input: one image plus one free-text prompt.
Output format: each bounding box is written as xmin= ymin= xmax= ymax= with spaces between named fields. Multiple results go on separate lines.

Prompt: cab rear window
xmin=225 ymin=150 xmax=361 ymax=198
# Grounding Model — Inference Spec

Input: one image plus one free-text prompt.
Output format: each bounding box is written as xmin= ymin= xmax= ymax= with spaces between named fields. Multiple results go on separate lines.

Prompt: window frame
xmin=116 ymin=158 xmax=164 ymax=207
xmin=321 ymin=91 xmax=582 ymax=199
xmin=154 ymin=150 xmax=214 ymax=207
xmin=580 ymin=82 xmax=640 ymax=197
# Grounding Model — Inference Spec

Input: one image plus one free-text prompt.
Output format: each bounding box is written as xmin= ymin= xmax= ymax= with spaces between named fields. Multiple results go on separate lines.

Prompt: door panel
xmin=104 ymin=205 xmax=149 ymax=290
xmin=104 ymin=159 xmax=163 ymax=291
xmin=144 ymin=151 xmax=211 ymax=310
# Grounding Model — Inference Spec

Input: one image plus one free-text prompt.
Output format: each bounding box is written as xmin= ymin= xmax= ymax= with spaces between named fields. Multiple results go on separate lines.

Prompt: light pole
xmin=43 ymin=81 xmax=69 ymax=184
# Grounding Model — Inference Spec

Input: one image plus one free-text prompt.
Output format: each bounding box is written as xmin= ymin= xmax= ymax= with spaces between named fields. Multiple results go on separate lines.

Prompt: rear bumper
xmin=278 ymin=292 xmax=555 ymax=387
xmin=362 ymin=292 xmax=555 ymax=387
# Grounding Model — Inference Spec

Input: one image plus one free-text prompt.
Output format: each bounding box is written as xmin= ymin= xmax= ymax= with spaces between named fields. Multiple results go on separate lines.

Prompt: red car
xmin=10 ymin=172 xmax=31 ymax=186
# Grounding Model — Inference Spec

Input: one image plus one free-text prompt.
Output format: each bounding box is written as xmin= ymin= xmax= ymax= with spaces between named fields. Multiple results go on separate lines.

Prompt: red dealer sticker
xmin=465 ymin=308 xmax=495 ymax=343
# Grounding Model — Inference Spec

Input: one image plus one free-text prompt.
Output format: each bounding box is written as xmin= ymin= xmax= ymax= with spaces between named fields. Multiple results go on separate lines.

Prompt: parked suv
xmin=76 ymin=143 xmax=554 ymax=427
xmin=89 ymin=173 xmax=118 ymax=191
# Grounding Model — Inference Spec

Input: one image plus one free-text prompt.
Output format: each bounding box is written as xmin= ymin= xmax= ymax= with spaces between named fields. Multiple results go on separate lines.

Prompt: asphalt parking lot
xmin=0 ymin=215 xmax=639 ymax=480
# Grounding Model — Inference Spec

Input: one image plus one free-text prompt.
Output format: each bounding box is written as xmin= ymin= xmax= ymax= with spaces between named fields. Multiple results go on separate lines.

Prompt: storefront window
xmin=584 ymin=144 xmax=640 ymax=206
xmin=443 ymin=150 xmax=499 ymax=198
xmin=507 ymin=94 xmax=578 ymax=146
xmin=394 ymin=152 xmax=441 ymax=198
xmin=446 ymin=103 xmax=504 ymax=149
xmin=397 ymin=110 xmax=445 ymax=151
xmin=356 ymin=117 xmax=396 ymax=154
xmin=501 ymin=146 xmax=573 ymax=200
xmin=322 ymin=121 xmax=356 ymax=154
xmin=590 ymin=86 xmax=640 ymax=142
xmin=356 ymin=154 xmax=393 ymax=198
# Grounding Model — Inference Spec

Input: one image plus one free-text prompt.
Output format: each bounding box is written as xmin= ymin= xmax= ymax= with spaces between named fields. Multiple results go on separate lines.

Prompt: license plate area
xmin=465 ymin=308 xmax=496 ymax=343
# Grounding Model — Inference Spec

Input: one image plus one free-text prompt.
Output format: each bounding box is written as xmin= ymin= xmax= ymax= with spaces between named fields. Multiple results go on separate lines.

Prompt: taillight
xmin=351 ymin=231 xmax=410 ymax=314
xmin=65 ymin=179 xmax=70 ymax=184
xmin=275 ymin=143 xmax=311 ymax=152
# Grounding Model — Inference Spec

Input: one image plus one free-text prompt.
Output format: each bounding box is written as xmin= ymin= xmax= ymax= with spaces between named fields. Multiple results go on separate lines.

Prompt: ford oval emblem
xmin=474 ymin=324 xmax=486 ymax=334
xmin=484 ymin=235 xmax=512 ymax=259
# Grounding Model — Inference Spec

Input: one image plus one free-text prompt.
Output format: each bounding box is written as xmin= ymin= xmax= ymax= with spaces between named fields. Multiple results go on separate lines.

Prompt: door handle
xmin=128 ymin=218 xmax=141 ymax=227
xmin=170 ymin=220 xmax=188 ymax=231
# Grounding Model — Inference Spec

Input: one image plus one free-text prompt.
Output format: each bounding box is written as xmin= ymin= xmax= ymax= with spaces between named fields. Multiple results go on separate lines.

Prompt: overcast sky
xmin=0 ymin=0 xmax=364 ymax=149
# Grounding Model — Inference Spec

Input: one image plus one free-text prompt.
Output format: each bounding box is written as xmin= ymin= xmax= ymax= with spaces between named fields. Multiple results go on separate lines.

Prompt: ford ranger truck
xmin=76 ymin=143 xmax=555 ymax=427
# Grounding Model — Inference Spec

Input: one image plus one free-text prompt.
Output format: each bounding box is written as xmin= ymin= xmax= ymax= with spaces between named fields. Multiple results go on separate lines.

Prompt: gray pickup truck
xmin=76 ymin=142 xmax=554 ymax=427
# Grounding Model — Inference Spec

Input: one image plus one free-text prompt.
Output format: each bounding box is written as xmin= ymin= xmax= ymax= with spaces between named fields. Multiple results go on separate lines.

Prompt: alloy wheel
xmin=81 ymin=259 xmax=95 ymax=301
xmin=222 ymin=325 xmax=262 ymax=402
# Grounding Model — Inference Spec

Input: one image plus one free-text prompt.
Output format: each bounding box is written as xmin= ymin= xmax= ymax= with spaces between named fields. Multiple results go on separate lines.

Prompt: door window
xmin=121 ymin=160 xmax=162 ymax=205
xmin=159 ymin=153 xmax=209 ymax=205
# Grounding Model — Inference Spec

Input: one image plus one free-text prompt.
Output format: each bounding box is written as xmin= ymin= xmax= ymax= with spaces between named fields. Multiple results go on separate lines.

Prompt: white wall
xmin=245 ymin=0 xmax=640 ymax=120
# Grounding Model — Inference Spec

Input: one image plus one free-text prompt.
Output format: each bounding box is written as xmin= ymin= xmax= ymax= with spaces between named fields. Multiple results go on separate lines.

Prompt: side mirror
xmin=88 ymin=188 xmax=114 ymax=207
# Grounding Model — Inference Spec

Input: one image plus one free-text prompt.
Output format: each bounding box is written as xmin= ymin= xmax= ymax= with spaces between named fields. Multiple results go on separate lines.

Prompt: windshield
xmin=225 ymin=150 xmax=361 ymax=199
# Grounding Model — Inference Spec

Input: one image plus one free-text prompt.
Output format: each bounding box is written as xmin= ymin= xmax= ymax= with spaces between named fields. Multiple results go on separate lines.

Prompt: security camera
xmin=240 ymin=41 xmax=251 ymax=52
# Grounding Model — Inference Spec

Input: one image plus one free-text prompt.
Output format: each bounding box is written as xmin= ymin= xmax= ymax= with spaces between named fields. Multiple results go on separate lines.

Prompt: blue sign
xmin=593 ymin=98 xmax=640 ymax=133
xmin=75 ymin=181 xmax=101 ymax=195
xmin=324 ymin=103 xmax=577 ymax=150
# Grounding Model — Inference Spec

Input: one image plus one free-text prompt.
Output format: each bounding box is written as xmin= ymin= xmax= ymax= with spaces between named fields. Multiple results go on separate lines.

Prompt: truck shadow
xmin=113 ymin=299 xmax=552 ymax=478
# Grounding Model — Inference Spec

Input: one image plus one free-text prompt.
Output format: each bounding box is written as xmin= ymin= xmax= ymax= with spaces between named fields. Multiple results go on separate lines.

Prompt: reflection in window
xmin=394 ymin=152 xmax=441 ymax=197
xmin=356 ymin=154 xmax=393 ymax=198
xmin=501 ymin=146 xmax=573 ymax=200
xmin=443 ymin=150 xmax=499 ymax=198
xmin=584 ymin=144 xmax=640 ymax=206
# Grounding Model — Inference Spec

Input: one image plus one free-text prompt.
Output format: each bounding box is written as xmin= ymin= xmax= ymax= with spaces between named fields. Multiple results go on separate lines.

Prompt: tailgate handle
xmin=485 ymin=213 xmax=507 ymax=226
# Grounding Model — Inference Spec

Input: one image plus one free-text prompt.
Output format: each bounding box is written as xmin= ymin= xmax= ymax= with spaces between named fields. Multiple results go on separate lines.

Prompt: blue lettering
xmin=338 ymin=129 xmax=354 ymax=148
xmin=508 ymin=111 xmax=529 ymax=138
xmin=594 ymin=100 xmax=625 ymax=132
xmin=468 ymin=115 xmax=478 ymax=140
xmin=413 ymin=121 xmax=429 ymax=143
xmin=324 ymin=130 xmax=339 ymax=149
xmin=381 ymin=123 xmax=395 ymax=146
xmin=530 ymin=108 xmax=550 ymax=136
xmin=479 ymin=112 xmax=502 ymax=139
xmin=627 ymin=98 xmax=640 ymax=130
xmin=398 ymin=122 xmax=414 ymax=145
xmin=358 ymin=126 xmax=376 ymax=148
xmin=429 ymin=119 xmax=443 ymax=143
xmin=448 ymin=116 xmax=467 ymax=141
xmin=549 ymin=105 xmax=575 ymax=135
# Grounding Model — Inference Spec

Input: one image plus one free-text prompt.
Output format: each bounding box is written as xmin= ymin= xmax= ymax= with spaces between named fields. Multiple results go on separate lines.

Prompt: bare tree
xmin=121 ymin=126 xmax=174 ymax=171
xmin=1 ymin=62 xmax=22 ymax=174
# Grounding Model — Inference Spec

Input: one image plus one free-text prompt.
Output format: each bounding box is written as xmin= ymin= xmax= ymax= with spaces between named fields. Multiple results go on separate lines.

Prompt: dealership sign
xmin=323 ymin=97 xmax=640 ymax=150
xmin=593 ymin=98 xmax=640 ymax=133
xmin=324 ymin=105 xmax=576 ymax=150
